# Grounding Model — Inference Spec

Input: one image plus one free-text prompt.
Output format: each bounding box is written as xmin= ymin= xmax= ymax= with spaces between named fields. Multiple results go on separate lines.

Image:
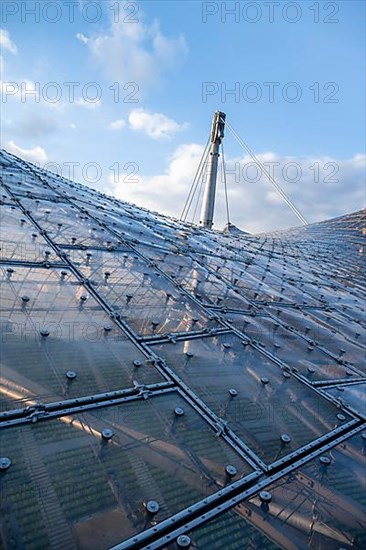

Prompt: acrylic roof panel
xmin=0 ymin=394 xmax=254 ymax=549
xmin=152 ymin=333 xmax=354 ymax=467
xmin=0 ymin=148 xmax=365 ymax=550
xmin=64 ymin=248 xmax=217 ymax=338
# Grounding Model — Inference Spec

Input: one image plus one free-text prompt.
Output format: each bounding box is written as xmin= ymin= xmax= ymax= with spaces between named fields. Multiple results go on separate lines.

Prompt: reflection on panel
xmin=0 ymin=266 xmax=159 ymax=410
xmin=153 ymin=333 xmax=353 ymax=466
xmin=0 ymin=204 xmax=56 ymax=263
xmin=166 ymin=508 xmax=281 ymax=550
xmin=0 ymin=150 xmax=365 ymax=550
xmin=246 ymin=431 xmax=366 ymax=549
xmin=0 ymin=394 xmax=253 ymax=549
xmin=224 ymin=312 xmax=361 ymax=382
xmin=322 ymin=383 xmax=366 ymax=416
xmin=65 ymin=248 xmax=216 ymax=336
xmin=18 ymin=197 xmax=121 ymax=249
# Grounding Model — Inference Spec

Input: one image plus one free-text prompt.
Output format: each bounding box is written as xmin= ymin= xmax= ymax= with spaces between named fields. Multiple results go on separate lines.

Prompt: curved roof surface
xmin=0 ymin=148 xmax=365 ymax=549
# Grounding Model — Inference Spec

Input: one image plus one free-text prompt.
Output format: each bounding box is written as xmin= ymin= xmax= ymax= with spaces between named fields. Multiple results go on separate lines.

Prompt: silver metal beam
xmin=200 ymin=111 xmax=226 ymax=229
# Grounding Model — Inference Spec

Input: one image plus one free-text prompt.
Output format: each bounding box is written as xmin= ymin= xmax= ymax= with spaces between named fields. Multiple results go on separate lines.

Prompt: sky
xmin=0 ymin=0 xmax=365 ymax=232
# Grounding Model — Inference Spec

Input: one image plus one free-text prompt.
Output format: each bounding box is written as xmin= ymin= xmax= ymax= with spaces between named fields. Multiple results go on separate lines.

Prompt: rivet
xmin=133 ymin=359 xmax=142 ymax=367
xmin=261 ymin=377 xmax=269 ymax=385
xmin=337 ymin=413 xmax=346 ymax=422
xmin=104 ymin=325 xmax=112 ymax=332
xmin=319 ymin=456 xmax=331 ymax=465
xmin=176 ymin=534 xmax=191 ymax=549
xmin=225 ymin=464 xmax=237 ymax=477
xmin=40 ymin=329 xmax=49 ymax=337
xmin=21 ymin=295 xmax=30 ymax=302
xmin=145 ymin=500 xmax=159 ymax=515
xmin=229 ymin=388 xmax=238 ymax=397
xmin=259 ymin=490 xmax=272 ymax=503
xmin=174 ymin=407 xmax=184 ymax=416
xmin=101 ymin=429 xmax=113 ymax=441
xmin=281 ymin=434 xmax=291 ymax=444
xmin=66 ymin=370 xmax=77 ymax=380
xmin=0 ymin=457 xmax=12 ymax=471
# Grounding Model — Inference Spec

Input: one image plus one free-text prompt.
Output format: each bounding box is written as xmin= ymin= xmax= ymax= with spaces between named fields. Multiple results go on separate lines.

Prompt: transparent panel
xmin=306 ymin=307 xmax=366 ymax=356
xmin=0 ymin=204 xmax=57 ymax=263
xmin=17 ymin=197 xmax=121 ymax=249
xmin=223 ymin=312 xmax=361 ymax=382
xmin=247 ymin=430 xmax=366 ymax=549
xmin=0 ymin=394 xmax=253 ymax=549
xmin=166 ymin=508 xmax=281 ymax=550
xmin=266 ymin=306 xmax=365 ymax=373
xmin=322 ymin=383 xmax=366 ymax=415
xmin=0 ymin=265 xmax=160 ymax=410
xmin=0 ymin=161 xmax=60 ymax=199
xmin=153 ymin=333 xmax=353 ymax=465
xmin=65 ymin=248 xmax=217 ymax=336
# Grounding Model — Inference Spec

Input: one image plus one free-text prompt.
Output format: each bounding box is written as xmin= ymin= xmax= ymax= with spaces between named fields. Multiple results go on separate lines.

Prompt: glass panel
xmin=265 ymin=306 xmax=365 ymax=374
xmin=0 ymin=204 xmax=56 ymax=263
xmin=0 ymin=394 xmax=253 ymax=549
xmin=64 ymin=248 xmax=217 ymax=336
xmin=153 ymin=333 xmax=352 ymax=465
xmin=0 ymin=266 xmax=160 ymax=410
xmin=322 ymin=383 xmax=366 ymax=415
xmin=223 ymin=312 xmax=361 ymax=382
xmin=17 ymin=197 xmax=121 ymax=249
xmin=167 ymin=508 xmax=281 ymax=550
xmin=1 ymin=160 xmax=60 ymax=199
xmin=305 ymin=307 xmax=366 ymax=359
xmin=247 ymin=431 xmax=366 ymax=549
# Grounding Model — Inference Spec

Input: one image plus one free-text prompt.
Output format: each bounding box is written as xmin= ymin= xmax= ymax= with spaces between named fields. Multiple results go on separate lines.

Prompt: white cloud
xmin=5 ymin=141 xmax=48 ymax=164
xmin=0 ymin=29 xmax=17 ymax=55
xmin=0 ymin=79 xmax=40 ymax=102
xmin=108 ymin=142 xmax=205 ymax=209
xmin=107 ymin=145 xmax=366 ymax=233
xmin=76 ymin=32 xmax=88 ymax=44
xmin=108 ymin=118 xmax=126 ymax=130
xmin=76 ymin=2 xmax=187 ymax=93
xmin=74 ymin=97 xmax=101 ymax=110
xmin=128 ymin=108 xmax=188 ymax=139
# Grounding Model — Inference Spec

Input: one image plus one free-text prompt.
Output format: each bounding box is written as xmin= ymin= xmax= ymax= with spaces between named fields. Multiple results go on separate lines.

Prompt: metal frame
xmin=1 ymin=156 xmax=365 ymax=550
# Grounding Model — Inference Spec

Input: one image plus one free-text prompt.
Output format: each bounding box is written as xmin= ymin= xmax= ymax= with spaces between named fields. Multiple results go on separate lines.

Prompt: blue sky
xmin=1 ymin=0 xmax=365 ymax=231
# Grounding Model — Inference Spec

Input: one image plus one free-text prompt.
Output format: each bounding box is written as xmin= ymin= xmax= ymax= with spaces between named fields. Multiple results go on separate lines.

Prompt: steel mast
xmin=199 ymin=111 xmax=226 ymax=229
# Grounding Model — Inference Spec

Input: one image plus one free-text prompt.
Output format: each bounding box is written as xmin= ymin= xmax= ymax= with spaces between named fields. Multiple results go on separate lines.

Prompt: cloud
xmin=5 ymin=141 xmax=48 ymax=164
xmin=128 ymin=108 xmax=188 ymax=139
xmin=0 ymin=29 xmax=17 ymax=54
xmin=107 ymin=145 xmax=366 ymax=233
xmin=108 ymin=119 xmax=126 ymax=130
xmin=76 ymin=2 xmax=188 ymax=93
xmin=0 ymin=79 xmax=36 ymax=101
xmin=108 ymin=142 xmax=205 ymax=211
xmin=74 ymin=97 xmax=101 ymax=110
xmin=76 ymin=32 xmax=88 ymax=44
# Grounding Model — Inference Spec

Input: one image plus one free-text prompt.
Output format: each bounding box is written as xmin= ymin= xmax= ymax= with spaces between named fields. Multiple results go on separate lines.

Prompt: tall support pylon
xmin=199 ymin=111 xmax=226 ymax=229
